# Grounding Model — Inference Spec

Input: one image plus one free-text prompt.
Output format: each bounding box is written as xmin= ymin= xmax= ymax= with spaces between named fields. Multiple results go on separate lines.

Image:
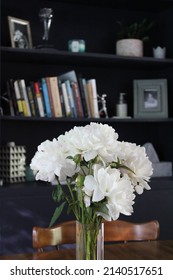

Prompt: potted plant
xmin=116 ymin=19 xmax=154 ymax=57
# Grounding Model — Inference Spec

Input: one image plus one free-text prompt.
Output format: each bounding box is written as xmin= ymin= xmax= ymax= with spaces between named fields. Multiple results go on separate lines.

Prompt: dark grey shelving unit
xmin=0 ymin=0 xmax=173 ymax=255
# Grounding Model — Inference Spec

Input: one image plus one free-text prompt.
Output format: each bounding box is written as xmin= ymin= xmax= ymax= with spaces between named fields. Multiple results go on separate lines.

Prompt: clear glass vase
xmin=76 ymin=220 xmax=104 ymax=260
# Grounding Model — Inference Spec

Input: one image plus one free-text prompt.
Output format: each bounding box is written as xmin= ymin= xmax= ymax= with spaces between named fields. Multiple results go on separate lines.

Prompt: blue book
xmin=41 ymin=78 xmax=52 ymax=117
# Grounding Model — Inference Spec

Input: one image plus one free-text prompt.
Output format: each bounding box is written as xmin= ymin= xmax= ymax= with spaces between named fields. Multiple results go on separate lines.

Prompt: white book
xmin=18 ymin=79 xmax=32 ymax=116
xmin=61 ymin=82 xmax=72 ymax=117
xmin=34 ymin=82 xmax=45 ymax=117
xmin=87 ymin=79 xmax=99 ymax=118
xmin=13 ymin=80 xmax=24 ymax=115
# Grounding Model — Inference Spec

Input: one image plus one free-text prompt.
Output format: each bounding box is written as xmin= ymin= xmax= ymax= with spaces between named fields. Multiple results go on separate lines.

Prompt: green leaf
xmin=94 ymin=201 xmax=109 ymax=216
xmin=49 ymin=201 xmax=66 ymax=227
xmin=52 ymin=184 xmax=64 ymax=203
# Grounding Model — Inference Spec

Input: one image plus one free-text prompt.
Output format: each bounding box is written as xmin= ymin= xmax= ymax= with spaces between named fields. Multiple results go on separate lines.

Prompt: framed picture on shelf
xmin=133 ymin=79 xmax=168 ymax=118
xmin=8 ymin=16 xmax=32 ymax=49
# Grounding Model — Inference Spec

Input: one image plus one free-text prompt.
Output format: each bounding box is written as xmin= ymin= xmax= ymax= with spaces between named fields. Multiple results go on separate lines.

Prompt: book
xmin=34 ymin=82 xmax=45 ymax=117
xmin=86 ymin=81 xmax=95 ymax=118
xmin=87 ymin=79 xmax=99 ymax=118
xmin=41 ymin=78 xmax=52 ymax=117
xmin=61 ymin=82 xmax=72 ymax=117
xmin=30 ymin=81 xmax=40 ymax=117
xmin=13 ymin=80 xmax=24 ymax=116
xmin=6 ymin=80 xmax=15 ymax=116
xmin=57 ymin=79 xmax=66 ymax=117
xmin=71 ymin=81 xmax=84 ymax=117
xmin=15 ymin=80 xmax=28 ymax=116
xmin=45 ymin=77 xmax=55 ymax=117
xmin=38 ymin=80 xmax=47 ymax=116
xmin=81 ymin=78 xmax=91 ymax=118
xmin=48 ymin=76 xmax=62 ymax=117
xmin=65 ymin=79 xmax=77 ymax=118
xmin=78 ymin=75 xmax=88 ymax=117
xmin=18 ymin=79 xmax=32 ymax=117
xmin=26 ymin=85 xmax=36 ymax=116
xmin=6 ymin=79 xmax=18 ymax=116
xmin=59 ymin=70 xmax=84 ymax=117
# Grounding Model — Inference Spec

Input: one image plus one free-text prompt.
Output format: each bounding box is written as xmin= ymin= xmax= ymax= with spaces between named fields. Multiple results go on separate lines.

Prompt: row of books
xmin=4 ymin=70 xmax=100 ymax=119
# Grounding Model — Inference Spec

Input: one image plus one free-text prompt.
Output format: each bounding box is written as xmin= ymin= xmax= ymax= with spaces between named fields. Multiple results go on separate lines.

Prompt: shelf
xmin=1 ymin=115 xmax=173 ymax=123
xmin=46 ymin=0 xmax=173 ymax=11
xmin=1 ymin=47 xmax=173 ymax=68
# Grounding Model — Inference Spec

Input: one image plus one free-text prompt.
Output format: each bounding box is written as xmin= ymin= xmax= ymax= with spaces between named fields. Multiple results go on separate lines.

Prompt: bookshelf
xmin=0 ymin=0 xmax=173 ymax=254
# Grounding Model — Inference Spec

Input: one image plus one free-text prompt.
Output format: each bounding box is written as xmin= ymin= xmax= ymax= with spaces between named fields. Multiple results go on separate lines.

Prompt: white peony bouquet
xmin=30 ymin=122 xmax=153 ymax=226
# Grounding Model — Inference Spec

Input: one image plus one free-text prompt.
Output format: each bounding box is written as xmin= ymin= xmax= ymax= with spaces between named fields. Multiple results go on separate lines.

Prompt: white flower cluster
xmin=30 ymin=122 xmax=153 ymax=221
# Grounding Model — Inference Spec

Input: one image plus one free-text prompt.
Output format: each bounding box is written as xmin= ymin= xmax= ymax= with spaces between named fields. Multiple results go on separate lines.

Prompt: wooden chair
xmin=32 ymin=219 xmax=159 ymax=252
xmin=32 ymin=220 xmax=76 ymax=252
xmin=104 ymin=219 xmax=160 ymax=242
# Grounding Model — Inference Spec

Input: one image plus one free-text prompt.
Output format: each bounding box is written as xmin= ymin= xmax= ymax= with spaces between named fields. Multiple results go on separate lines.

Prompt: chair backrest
xmin=104 ymin=220 xmax=160 ymax=242
xmin=32 ymin=220 xmax=76 ymax=252
xmin=32 ymin=219 xmax=159 ymax=251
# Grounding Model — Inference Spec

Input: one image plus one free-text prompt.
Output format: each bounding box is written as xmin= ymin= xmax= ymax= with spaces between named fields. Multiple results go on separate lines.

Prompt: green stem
xmin=66 ymin=179 xmax=80 ymax=220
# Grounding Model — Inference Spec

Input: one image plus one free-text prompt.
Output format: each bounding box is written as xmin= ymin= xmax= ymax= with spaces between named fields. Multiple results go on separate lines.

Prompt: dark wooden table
xmin=0 ymin=240 xmax=173 ymax=260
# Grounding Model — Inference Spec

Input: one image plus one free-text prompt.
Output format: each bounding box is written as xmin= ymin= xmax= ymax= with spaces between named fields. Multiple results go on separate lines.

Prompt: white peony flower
xmin=30 ymin=139 xmax=60 ymax=182
xmin=116 ymin=141 xmax=153 ymax=194
xmin=83 ymin=164 xmax=135 ymax=220
xmin=83 ymin=165 xmax=121 ymax=202
xmin=57 ymin=122 xmax=119 ymax=163
xmin=30 ymin=138 xmax=79 ymax=182
xmin=107 ymin=177 xmax=135 ymax=220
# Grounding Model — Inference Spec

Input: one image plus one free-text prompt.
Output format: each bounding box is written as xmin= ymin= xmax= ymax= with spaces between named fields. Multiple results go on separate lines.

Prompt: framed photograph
xmin=8 ymin=16 xmax=32 ymax=48
xmin=133 ymin=79 xmax=168 ymax=118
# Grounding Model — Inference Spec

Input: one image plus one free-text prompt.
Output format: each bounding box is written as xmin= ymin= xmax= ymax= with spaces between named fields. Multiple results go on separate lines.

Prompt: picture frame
xmin=133 ymin=79 xmax=168 ymax=118
xmin=8 ymin=16 xmax=32 ymax=48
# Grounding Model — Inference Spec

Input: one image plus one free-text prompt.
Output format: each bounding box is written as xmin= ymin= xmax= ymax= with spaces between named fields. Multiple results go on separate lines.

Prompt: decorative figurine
xmin=98 ymin=94 xmax=109 ymax=118
xmin=38 ymin=8 xmax=53 ymax=48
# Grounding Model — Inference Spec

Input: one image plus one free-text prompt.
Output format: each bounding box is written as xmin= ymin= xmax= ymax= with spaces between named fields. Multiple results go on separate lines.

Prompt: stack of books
xmin=4 ymin=70 xmax=100 ymax=119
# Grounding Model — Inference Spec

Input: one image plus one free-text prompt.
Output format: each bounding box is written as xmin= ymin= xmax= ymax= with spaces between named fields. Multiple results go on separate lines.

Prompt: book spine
xmin=38 ymin=80 xmax=47 ymax=116
xmin=17 ymin=80 xmax=28 ymax=116
xmin=26 ymin=85 xmax=36 ymax=116
xmin=6 ymin=80 xmax=15 ymax=116
xmin=65 ymin=80 xmax=78 ymax=118
xmin=6 ymin=79 xmax=18 ymax=116
xmin=34 ymin=82 xmax=45 ymax=117
xmin=57 ymin=80 xmax=66 ymax=117
xmin=86 ymin=82 xmax=94 ymax=117
xmin=71 ymin=81 xmax=84 ymax=118
xmin=61 ymin=82 xmax=72 ymax=117
xmin=13 ymin=80 xmax=24 ymax=115
xmin=87 ymin=79 xmax=99 ymax=118
xmin=46 ymin=77 xmax=55 ymax=117
xmin=18 ymin=79 xmax=32 ymax=117
xmin=82 ymin=78 xmax=91 ymax=118
xmin=41 ymin=78 xmax=52 ymax=117
xmin=30 ymin=81 xmax=40 ymax=116
xmin=49 ymin=77 xmax=62 ymax=117
xmin=78 ymin=75 xmax=88 ymax=117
